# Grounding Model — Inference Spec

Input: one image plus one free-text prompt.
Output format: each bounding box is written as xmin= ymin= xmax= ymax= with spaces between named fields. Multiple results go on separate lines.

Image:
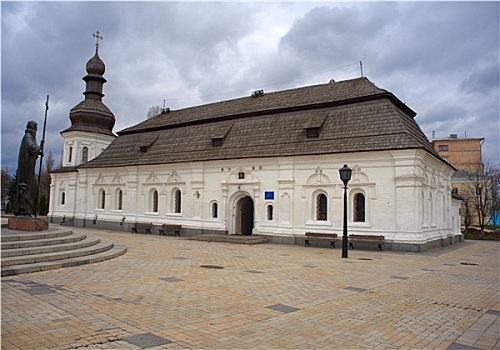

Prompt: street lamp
xmin=339 ymin=164 xmax=352 ymax=258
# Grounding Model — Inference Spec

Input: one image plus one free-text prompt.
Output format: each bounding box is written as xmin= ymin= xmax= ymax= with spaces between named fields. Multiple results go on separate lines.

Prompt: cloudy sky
xmin=2 ymin=1 xmax=499 ymax=174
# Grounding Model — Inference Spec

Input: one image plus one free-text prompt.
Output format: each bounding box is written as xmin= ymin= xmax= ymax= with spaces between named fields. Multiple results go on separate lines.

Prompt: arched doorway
xmin=235 ymin=196 xmax=254 ymax=235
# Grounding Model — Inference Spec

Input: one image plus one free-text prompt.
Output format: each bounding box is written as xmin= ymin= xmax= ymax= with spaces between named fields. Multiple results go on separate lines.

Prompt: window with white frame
xmin=98 ymin=189 xmax=105 ymax=209
xmin=211 ymin=202 xmax=218 ymax=218
xmin=353 ymin=193 xmax=365 ymax=222
xmin=82 ymin=147 xmax=89 ymax=163
xmin=266 ymin=204 xmax=274 ymax=221
xmin=174 ymin=189 xmax=181 ymax=213
xmin=316 ymin=193 xmax=327 ymax=221
xmin=151 ymin=190 xmax=158 ymax=213
xmin=115 ymin=189 xmax=123 ymax=210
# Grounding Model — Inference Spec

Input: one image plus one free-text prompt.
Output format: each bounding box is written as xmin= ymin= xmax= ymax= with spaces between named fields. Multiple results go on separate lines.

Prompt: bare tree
xmin=461 ymin=161 xmax=500 ymax=237
xmin=40 ymin=151 xmax=54 ymax=197
xmin=1 ymin=166 xmax=12 ymax=208
xmin=462 ymin=199 xmax=472 ymax=231
xmin=147 ymin=105 xmax=161 ymax=119
xmin=34 ymin=151 xmax=55 ymax=216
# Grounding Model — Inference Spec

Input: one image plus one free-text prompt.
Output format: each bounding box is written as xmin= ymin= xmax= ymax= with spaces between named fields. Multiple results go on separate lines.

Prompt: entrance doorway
xmin=235 ymin=196 xmax=254 ymax=235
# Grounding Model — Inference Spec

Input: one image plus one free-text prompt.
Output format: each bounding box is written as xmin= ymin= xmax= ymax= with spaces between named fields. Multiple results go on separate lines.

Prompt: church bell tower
xmin=61 ymin=31 xmax=116 ymax=167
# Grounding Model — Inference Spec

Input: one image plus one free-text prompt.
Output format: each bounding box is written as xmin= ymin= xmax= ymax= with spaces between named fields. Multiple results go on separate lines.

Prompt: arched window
xmin=116 ymin=189 xmax=123 ymax=210
xmin=152 ymin=190 xmax=159 ymax=212
xmin=316 ymin=193 xmax=327 ymax=221
xmin=82 ymin=147 xmax=88 ymax=163
xmin=211 ymin=202 xmax=218 ymax=218
xmin=267 ymin=204 xmax=274 ymax=221
xmin=98 ymin=189 xmax=105 ymax=209
xmin=353 ymin=193 xmax=365 ymax=222
xmin=61 ymin=192 xmax=66 ymax=205
xmin=174 ymin=189 xmax=181 ymax=213
xmin=68 ymin=147 xmax=73 ymax=162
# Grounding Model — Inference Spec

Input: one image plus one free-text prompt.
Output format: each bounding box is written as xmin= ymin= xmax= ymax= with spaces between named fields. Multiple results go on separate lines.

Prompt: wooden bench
xmin=304 ymin=232 xmax=337 ymax=249
xmin=158 ymin=224 xmax=181 ymax=237
xmin=131 ymin=222 xmax=153 ymax=234
xmin=349 ymin=234 xmax=385 ymax=251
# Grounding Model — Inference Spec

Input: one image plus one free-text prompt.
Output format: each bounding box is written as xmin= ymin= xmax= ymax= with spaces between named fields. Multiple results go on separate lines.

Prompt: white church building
xmin=49 ymin=47 xmax=462 ymax=252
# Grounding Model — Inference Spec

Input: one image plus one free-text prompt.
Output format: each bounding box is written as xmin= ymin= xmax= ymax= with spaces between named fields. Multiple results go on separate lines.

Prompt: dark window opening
xmin=267 ymin=205 xmax=273 ymax=221
xmin=316 ymin=194 xmax=327 ymax=221
xmin=152 ymin=190 xmax=159 ymax=212
xmin=174 ymin=190 xmax=181 ymax=213
xmin=100 ymin=190 xmax=106 ymax=209
xmin=212 ymin=202 xmax=218 ymax=218
xmin=82 ymin=147 xmax=88 ymax=162
xmin=354 ymin=193 xmax=365 ymax=222
xmin=117 ymin=190 xmax=123 ymax=210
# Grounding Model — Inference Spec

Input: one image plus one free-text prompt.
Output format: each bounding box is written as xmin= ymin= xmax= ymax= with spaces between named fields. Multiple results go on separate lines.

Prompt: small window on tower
xmin=82 ymin=147 xmax=89 ymax=162
xmin=238 ymin=172 xmax=245 ymax=179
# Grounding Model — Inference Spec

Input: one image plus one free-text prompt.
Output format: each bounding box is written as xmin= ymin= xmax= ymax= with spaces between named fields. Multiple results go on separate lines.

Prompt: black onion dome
xmin=64 ymin=99 xmax=115 ymax=136
xmin=86 ymin=52 xmax=105 ymax=76
xmin=62 ymin=50 xmax=115 ymax=137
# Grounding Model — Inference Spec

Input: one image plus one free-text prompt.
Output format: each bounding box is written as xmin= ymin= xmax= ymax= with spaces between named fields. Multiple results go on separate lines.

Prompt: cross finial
xmin=92 ymin=31 xmax=103 ymax=53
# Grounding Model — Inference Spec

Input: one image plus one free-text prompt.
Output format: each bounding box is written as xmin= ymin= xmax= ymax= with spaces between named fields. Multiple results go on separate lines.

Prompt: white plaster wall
xmin=49 ymin=149 xmax=457 ymax=245
xmin=61 ymin=131 xmax=115 ymax=167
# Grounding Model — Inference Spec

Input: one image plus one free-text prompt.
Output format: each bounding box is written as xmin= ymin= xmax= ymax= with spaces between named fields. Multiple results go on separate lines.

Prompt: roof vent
xmin=212 ymin=138 xmax=223 ymax=147
xmin=211 ymin=123 xmax=234 ymax=148
xmin=306 ymin=127 xmax=320 ymax=138
xmin=450 ymin=134 xmax=458 ymax=139
xmin=139 ymin=135 xmax=159 ymax=153
xmin=251 ymin=90 xmax=264 ymax=97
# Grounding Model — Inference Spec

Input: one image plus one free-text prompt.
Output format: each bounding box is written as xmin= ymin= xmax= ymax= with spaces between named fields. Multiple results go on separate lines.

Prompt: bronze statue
xmin=14 ymin=121 xmax=43 ymax=216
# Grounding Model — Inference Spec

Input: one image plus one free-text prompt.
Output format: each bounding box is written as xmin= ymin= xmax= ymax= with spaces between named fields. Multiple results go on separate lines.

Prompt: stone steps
xmin=1 ymin=227 xmax=73 ymax=242
xmin=1 ymin=231 xmax=89 ymax=254
xmin=189 ymin=234 xmax=268 ymax=245
xmin=1 ymin=226 xmax=126 ymax=277
xmin=2 ymin=236 xmax=113 ymax=266
xmin=1 ymin=244 xmax=127 ymax=277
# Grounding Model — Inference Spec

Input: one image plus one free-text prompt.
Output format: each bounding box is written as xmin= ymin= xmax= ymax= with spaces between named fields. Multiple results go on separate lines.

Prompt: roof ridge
xmin=118 ymin=77 xmax=400 ymax=136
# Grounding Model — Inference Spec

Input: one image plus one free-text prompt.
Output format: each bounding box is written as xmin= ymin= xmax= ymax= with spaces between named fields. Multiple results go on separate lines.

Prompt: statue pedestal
xmin=8 ymin=217 xmax=49 ymax=231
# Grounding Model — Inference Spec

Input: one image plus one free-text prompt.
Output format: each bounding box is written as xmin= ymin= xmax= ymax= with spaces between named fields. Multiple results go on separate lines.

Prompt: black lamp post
xmin=339 ymin=164 xmax=352 ymax=258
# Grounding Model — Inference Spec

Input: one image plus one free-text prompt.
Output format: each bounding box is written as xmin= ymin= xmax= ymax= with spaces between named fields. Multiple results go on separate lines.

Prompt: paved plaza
xmin=1 ymin=225 xmax=499 ymax=350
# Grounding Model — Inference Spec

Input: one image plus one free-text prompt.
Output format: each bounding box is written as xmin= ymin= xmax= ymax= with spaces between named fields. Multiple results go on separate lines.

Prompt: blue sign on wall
xmin=265 ymin=191 xmax=274 ymax=200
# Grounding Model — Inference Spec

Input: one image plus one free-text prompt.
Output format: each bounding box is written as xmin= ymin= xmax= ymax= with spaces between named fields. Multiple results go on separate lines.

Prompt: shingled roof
xmin=78 ymin=77 xmax=442 ymax=169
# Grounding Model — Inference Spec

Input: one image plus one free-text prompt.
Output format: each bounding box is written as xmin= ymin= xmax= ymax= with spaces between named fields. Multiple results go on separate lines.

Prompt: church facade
xmin=49 ymin=49 xmax=462 ymax=252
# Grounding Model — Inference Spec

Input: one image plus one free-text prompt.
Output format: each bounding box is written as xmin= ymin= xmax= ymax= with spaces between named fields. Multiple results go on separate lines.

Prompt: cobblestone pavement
xmin=1 ymin=226 xmax=499 ymax=350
